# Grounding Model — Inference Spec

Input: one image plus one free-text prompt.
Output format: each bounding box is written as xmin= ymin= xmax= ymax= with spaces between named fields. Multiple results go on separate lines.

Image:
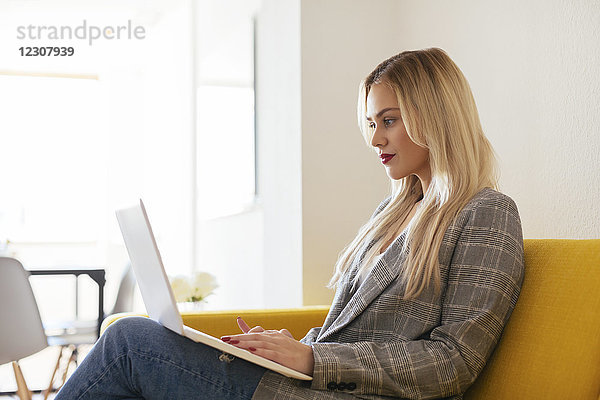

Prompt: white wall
xmin=196 ymin=209 xmax=264 ymax=309
xmin=256 ymin=0 xmax=304 ymax=307
xmin=257 ymin=0 xmax=398 ymax=306
xmin=300 ymin=0 xmax=400 ymax=305
xmin=392 ymin=0 xmax=600 ymax=239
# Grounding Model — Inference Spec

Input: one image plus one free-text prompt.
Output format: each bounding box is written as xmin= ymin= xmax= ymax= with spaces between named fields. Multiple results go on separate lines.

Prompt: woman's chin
xmin=385 ymin=170 xmax=407 ymax=181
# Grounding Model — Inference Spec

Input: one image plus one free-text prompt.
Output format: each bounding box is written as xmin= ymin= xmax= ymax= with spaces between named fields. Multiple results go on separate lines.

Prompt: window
xmin=0 ymin=1 xmax=263 ymax=311
xmin=0 ymin=74 xmax=106 ymax=264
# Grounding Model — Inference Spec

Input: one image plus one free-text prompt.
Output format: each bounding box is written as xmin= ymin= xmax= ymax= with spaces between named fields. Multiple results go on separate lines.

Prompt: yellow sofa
xmin=102 ymin=239 xmax=600 ymax=399
xmin=101 ymin=306 xmax=331 ymax=343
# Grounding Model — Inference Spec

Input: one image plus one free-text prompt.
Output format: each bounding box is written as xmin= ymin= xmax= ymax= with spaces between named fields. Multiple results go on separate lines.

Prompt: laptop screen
xmin=115 ymin=200 xmax=184 ymax=335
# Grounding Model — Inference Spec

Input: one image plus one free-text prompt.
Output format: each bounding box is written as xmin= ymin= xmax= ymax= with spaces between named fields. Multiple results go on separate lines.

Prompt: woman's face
xmin=366 ymin=83 xmax=430 ymax=185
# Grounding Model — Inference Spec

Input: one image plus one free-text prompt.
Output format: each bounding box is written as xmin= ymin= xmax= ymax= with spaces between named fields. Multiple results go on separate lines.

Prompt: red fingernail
xmin=229 ymin=340 xmax=240 ymax=344
xmin=249 ymin=347 xmax=257 ymax=351
xmin=221 ymin=337 xmax=231 ymax=342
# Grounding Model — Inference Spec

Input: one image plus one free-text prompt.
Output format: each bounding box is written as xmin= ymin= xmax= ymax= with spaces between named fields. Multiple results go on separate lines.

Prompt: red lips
xmin=380 ymin=153 xmax=395 ymax=164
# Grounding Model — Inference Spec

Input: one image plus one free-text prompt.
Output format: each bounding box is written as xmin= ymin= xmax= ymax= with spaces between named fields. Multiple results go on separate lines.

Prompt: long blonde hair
xmin=329 ymin=48 xmax=498 ymax=298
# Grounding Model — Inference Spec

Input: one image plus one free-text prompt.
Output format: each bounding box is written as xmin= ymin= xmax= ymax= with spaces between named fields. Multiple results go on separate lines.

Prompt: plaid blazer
xmin=252 ymin=188 xmax=525 ymax=400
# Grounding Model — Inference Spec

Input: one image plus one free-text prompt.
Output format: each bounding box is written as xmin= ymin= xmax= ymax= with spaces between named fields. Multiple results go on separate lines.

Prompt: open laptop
xmin=115 ymin=199 xmax=312 ymax=381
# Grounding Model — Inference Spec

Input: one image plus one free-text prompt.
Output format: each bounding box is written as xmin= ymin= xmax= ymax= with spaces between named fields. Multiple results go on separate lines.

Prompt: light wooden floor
xmin=0 ymin=345 xmax=92 ymax=400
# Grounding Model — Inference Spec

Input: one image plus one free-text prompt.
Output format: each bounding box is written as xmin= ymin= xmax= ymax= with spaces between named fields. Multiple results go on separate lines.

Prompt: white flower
xmin=169 ymin=271 xmax=218 ymax=303
xmin=191 ymin=272 xmax=218 ymax=301
xmin=170 ymin=275 xmax=194 ymax=303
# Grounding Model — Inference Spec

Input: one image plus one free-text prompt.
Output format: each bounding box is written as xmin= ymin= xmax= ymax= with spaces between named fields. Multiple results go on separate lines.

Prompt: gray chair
xmin=0 ymin=257 xmax=48 ymax=400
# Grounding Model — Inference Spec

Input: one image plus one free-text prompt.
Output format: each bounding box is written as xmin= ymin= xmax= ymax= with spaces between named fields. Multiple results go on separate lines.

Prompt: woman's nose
xmin=370 ymin=126 xmax=386 ymax=149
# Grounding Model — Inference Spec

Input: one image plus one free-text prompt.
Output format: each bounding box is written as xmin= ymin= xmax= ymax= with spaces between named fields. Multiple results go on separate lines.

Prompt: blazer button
xmin=327 ymin=381 xmax=338 ymax=390
xmin=347 ymin=382 xmax=357 ymax=391
xmin=338 ymin=382 xmax=347 ymax=390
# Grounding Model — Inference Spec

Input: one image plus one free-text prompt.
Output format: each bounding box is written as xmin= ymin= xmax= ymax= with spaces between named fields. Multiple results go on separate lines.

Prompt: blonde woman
xmin=57 ymin=48 xmax=524 ymax=399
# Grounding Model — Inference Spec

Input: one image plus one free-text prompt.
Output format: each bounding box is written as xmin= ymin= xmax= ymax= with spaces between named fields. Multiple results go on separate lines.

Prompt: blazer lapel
xmin=317 ymin=234 xmax=408 ymax=342
xmin=316 ymin=256 xmax=361 ymax=339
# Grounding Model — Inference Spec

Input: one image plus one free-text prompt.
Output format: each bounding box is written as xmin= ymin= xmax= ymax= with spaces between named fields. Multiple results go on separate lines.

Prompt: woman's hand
xmin=220 ymin=317 xmax=314 ymax=376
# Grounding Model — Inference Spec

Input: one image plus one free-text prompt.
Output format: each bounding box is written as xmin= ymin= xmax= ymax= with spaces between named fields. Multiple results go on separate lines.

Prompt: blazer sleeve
xmin=308 ymin=194 xmax=525 ymax=399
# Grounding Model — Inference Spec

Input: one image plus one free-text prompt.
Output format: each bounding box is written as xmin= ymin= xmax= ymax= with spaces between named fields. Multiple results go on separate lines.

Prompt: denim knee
xmin=102 ymin=316 xmax=161 ymax=345
xmin=107 ymin=316 xmax=154 ymax=332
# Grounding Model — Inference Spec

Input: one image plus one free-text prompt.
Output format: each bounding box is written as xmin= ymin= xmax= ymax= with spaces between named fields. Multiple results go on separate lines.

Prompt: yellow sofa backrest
xmin=465 ymin=239 xmax=600 ymax=400
xmin=101 ymin=306 xmax=331 ymax=341
xmin=180 ymin=306 xmax=330 ymax=340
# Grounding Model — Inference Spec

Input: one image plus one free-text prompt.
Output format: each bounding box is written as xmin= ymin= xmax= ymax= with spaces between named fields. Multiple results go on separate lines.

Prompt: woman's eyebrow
xmin=366 ymin=107 xmax=401 ymax=120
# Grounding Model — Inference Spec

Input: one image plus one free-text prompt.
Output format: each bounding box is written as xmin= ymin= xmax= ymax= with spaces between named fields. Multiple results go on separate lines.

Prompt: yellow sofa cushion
xmin=464 ymin=239 xmax=600 ymax=399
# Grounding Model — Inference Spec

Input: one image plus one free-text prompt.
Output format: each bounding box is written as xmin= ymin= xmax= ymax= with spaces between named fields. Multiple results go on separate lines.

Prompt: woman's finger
xmin=237 ymin=317 xmax=265 ymax=334
xmin=237 ymin=317 xmax=251 ymax=333
xmin=279 ymin=328 xmax=294 ymax=339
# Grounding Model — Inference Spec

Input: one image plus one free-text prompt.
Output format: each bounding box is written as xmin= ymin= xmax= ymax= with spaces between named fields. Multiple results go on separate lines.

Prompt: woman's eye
xmin=383 ymin=118 xmax=395 ymax=127
xmin=368 ymin=122 xmax=376 ymax=129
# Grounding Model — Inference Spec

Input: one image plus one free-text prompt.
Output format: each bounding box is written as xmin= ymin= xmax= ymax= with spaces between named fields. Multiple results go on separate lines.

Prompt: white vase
xmin=177 ymin=301 xmax=205 ymax=312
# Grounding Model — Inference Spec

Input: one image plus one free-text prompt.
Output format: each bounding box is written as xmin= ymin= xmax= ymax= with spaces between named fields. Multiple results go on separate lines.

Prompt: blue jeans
xmin=55 ymin=316 xmax=266 ymax=399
